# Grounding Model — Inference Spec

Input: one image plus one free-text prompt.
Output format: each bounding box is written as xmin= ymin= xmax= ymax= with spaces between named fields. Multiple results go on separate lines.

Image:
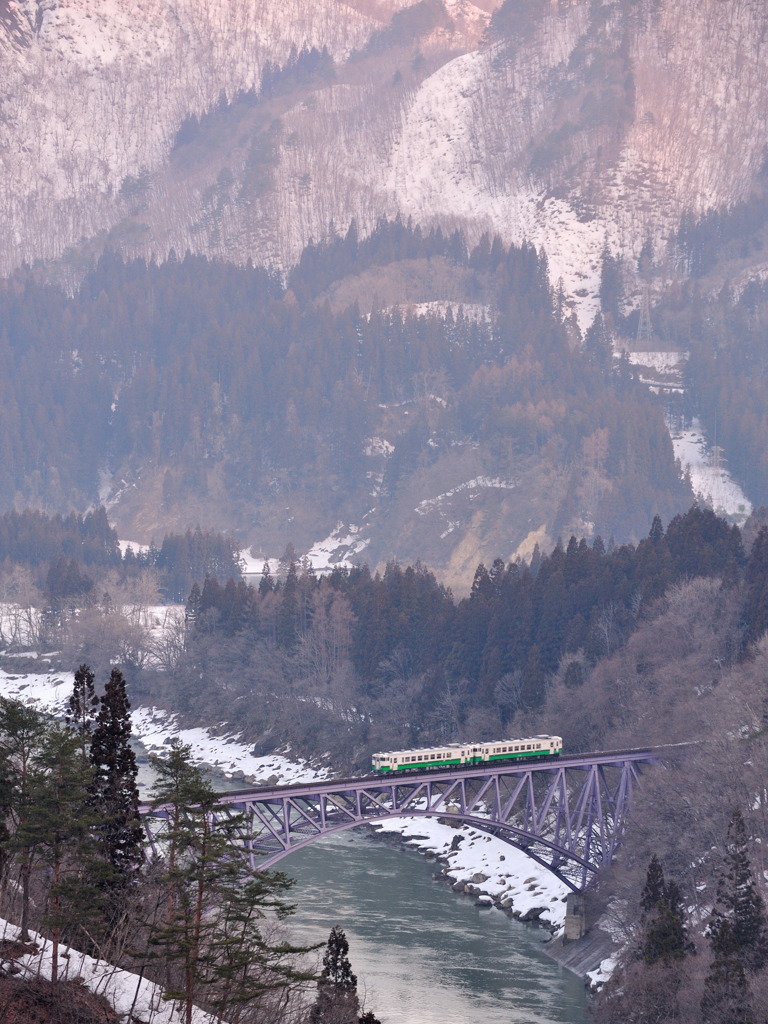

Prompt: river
xmin=136 ymin=752 xmax=588 ymax=1024
xmin=282 ymin=830 xmax=587 ymax=1024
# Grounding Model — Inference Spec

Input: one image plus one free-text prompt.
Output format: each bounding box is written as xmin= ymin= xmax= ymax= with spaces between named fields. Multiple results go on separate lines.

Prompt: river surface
xmin=282 ymin=830 xmax=587 ymax=1024
xmin=136 ymin=750 xmax=587 ymax=1024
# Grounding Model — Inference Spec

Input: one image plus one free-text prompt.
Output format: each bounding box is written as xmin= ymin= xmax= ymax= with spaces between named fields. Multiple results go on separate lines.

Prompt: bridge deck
xmin=140 ymin=746 xmax=678 ymax=889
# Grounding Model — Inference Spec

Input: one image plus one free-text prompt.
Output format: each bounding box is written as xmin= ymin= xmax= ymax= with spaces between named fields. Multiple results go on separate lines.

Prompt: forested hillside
xmin=144 ymin=505 xmax=751 ymax=762
xmin=0 ymin=227 xmax=690 ymax=587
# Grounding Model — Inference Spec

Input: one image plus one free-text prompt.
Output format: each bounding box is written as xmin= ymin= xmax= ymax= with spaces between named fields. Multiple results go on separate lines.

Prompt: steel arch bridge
xmin=142 ymin=748 xmax=668 ymax=890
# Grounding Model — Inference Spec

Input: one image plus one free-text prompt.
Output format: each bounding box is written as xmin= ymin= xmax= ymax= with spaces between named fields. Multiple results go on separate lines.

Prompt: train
xmin=371 ymin=735 xmax=563 ymax=773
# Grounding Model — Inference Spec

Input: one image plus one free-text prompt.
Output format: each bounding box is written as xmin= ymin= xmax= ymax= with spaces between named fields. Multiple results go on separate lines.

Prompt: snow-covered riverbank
xmin=373 ymin=816 xmax=570 ymax=932
xmin=0 ymin=665 xmax=571 ymax=936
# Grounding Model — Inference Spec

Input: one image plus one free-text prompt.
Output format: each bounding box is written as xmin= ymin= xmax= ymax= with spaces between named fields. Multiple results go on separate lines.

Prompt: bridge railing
xmin=143 ymin=748 xmax=664 ymax=890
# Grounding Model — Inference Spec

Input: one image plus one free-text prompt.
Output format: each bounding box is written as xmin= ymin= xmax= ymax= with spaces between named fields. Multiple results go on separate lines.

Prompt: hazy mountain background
xmin=2 ymin=0 xmax=768 ymax=588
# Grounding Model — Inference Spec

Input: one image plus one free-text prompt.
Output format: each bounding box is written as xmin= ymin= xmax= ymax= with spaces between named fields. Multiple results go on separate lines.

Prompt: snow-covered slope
xmin=3 ymin=0 xmax=768 ymax=316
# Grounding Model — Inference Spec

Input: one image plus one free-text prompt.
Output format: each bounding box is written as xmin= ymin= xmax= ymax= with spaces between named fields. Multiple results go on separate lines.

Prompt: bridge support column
xmin=564 ymin=892 xmax=586 ymax=941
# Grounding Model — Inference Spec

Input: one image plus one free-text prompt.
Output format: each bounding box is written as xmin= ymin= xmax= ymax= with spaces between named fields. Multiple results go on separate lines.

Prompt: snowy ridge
xmin=4 ymin=0 xmax=768 ymax=315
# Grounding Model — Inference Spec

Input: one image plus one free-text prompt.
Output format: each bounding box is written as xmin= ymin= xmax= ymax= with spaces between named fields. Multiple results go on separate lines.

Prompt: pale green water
xmin=136 ymin=749 xmax=588 ymax=1024
xmin=283 ymin=831 xmax=588 ymax=1024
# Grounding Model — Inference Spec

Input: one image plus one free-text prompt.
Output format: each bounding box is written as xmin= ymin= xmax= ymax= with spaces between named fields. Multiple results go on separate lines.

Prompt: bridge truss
xmin=143 ymin=749 xmax=659 ymax=890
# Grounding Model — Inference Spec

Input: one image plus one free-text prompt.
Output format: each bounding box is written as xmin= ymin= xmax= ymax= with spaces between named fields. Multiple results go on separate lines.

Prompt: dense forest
xmin=640 ymin=276 xmax=768 ymax=509
xmin=0 ymin=503 xmax=767 ymax=1018
xmin=153 ymin=504 xmax=755 ymax=766
xmin=0 ymin=219 xmax=690 ymax=574
xmin=0 ymin=508 xmax=242 ymax=604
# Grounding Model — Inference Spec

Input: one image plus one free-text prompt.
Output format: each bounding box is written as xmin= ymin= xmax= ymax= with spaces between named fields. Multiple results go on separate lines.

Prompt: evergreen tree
xmin=0 ymin=698 xmax=47 ymax=941
xmin=640 ymin=854 xmax=666 ymax=917
xmin=745 ymin=525 xmax=768 ymax=643
xmin=65 ymin=663 xmax=99 ymax=763
xmin=709 ymin=808 xmax=767 ymax=972
xmin=29 ymin=725 xmax=99 ymax=981
xmin=638 ymin=856 xmax=693 ymax=966
xmin=89 ymin=669 xmax=144 ymax=887
xmin=701 ymin=920 xmax=755 ymax=1024
xmin=146 ymin=740 xmax=313 ymax=1024
xmin=311 ymin=926 xmax=360 ymax=1023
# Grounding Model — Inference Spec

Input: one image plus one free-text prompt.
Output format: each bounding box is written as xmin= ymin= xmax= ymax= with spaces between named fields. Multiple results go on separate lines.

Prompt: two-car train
xmin=371 ymin=735 xmax=562 ymax=773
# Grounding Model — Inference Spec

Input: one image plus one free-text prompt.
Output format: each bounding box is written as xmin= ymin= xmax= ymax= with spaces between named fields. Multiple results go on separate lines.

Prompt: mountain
xmin=4 ymin=0 xmax=768 ymax=314
xmin=1 ymin=0 xmax=768 ymax=587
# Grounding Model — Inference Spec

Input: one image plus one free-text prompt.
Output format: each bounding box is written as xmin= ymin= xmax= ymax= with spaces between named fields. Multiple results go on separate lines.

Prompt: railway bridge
xmin=143 ymin=747 xmax=678 ymax=890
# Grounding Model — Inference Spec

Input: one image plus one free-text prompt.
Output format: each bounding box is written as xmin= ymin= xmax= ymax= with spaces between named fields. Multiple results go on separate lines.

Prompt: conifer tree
xmin=65 ymin=663 xmax=99 ymax=763
xmin=640 ymin=854 xmax=666 ymax=917
xmin=709 ymin=808 xmax=767 ymax=973
xmin=146 ymin=739 xmax=313 ymax=1024
xmin=29 ymin=725 xmax=99 ymax=981
xmin=701 ymin=920 xmax=755 ymax=1024
xmin=89 ymin=668 xmax=144 ymax=885
xmin=638 ymin=856 xmax=693 ymax=966
xmin=0 ymin=698 xmax=47 ymax=941
xmin=310 ymin=926 xmax=380 ymax=1024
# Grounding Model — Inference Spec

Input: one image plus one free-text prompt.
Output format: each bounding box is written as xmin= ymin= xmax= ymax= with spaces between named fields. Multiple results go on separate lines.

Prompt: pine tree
xmin=710 ymin=808 xmax=768 ymax=972
xmin=146 ymin=740 xmax=313 ymax=1024
xmin=89 ymin=669 xmax=144 ymax=887
xmin=311 ymin=926 xmax=360 ymax=1023
xmin=65 ymin=663 xmax=99 ymax=763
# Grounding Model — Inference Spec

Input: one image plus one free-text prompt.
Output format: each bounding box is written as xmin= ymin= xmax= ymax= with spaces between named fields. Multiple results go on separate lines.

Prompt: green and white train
xmin=371 ymin=735 xmax=563 ymax=773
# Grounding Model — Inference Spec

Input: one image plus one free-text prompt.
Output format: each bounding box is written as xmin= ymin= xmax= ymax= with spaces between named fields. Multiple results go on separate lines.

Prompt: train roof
xmin=371 ymin=735 xmax=561 ymax=758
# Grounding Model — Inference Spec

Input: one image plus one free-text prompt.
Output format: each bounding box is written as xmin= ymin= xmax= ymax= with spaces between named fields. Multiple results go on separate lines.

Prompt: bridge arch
xmin=143 ymin=749 xmax=660 ymax=891
xmin=251 ymin=811 xmax=595 ymax=890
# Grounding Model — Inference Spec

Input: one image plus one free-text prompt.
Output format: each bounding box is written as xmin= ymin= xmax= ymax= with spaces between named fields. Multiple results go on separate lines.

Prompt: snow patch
xmin=374 ymin=816 xmax=570 ymax=931
xmin=671 ymin=418 xmax=752 ymax=522
xmin=415 ymin=476 xmax=516 ymax=516
xmin=626 ymin=351 xmax=688 ymax=374
xmin=132 ymin=706 xmax=332 ymax=786
xmin=0 ymin=916 xmax=216 ymax=1023
xmin=306 ymin=522 xmax=371 ymax=569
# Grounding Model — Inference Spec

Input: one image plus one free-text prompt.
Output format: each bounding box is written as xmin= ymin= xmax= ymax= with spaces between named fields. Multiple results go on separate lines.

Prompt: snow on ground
xmin=118 ymin=538 xmax=150 ymax=556
xmin=671 ymin=418 xmax=752 ymax=523
xmin=586 ymin=955 xmax=618 ymax=990
xmin=623 ymin=351 xmax=752 ymax=523
xmin=401 ymin=301 xmax=492 ymax=322
xmin=0 ymin=916 xmax=216 ymax=1024
xmin=132 ymin=706 xmax=331 ymax=786
xmin=415 ymin=476 xmax=517 ymax=516
xmin=373 ymin=815 xmax=571 ymax=932
xmin=0 ymin=666 xmax=74 ymax=716
xmin=364 ymin=436 xmax=395 ymax=457
xmin=386 ymin=47 xmax=606 ymax=331
xmin=243 ymin=521 xmax=372 ymax=579
xmin=626 ymin=351 xmax=688 ymax=374
xmin=305 ymin=522 xmax=371 ymax=570
xmin=239 ymin=547 xmax=267 ymax=574
xmin=0 ymin=666 xmax=329 ymax=787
